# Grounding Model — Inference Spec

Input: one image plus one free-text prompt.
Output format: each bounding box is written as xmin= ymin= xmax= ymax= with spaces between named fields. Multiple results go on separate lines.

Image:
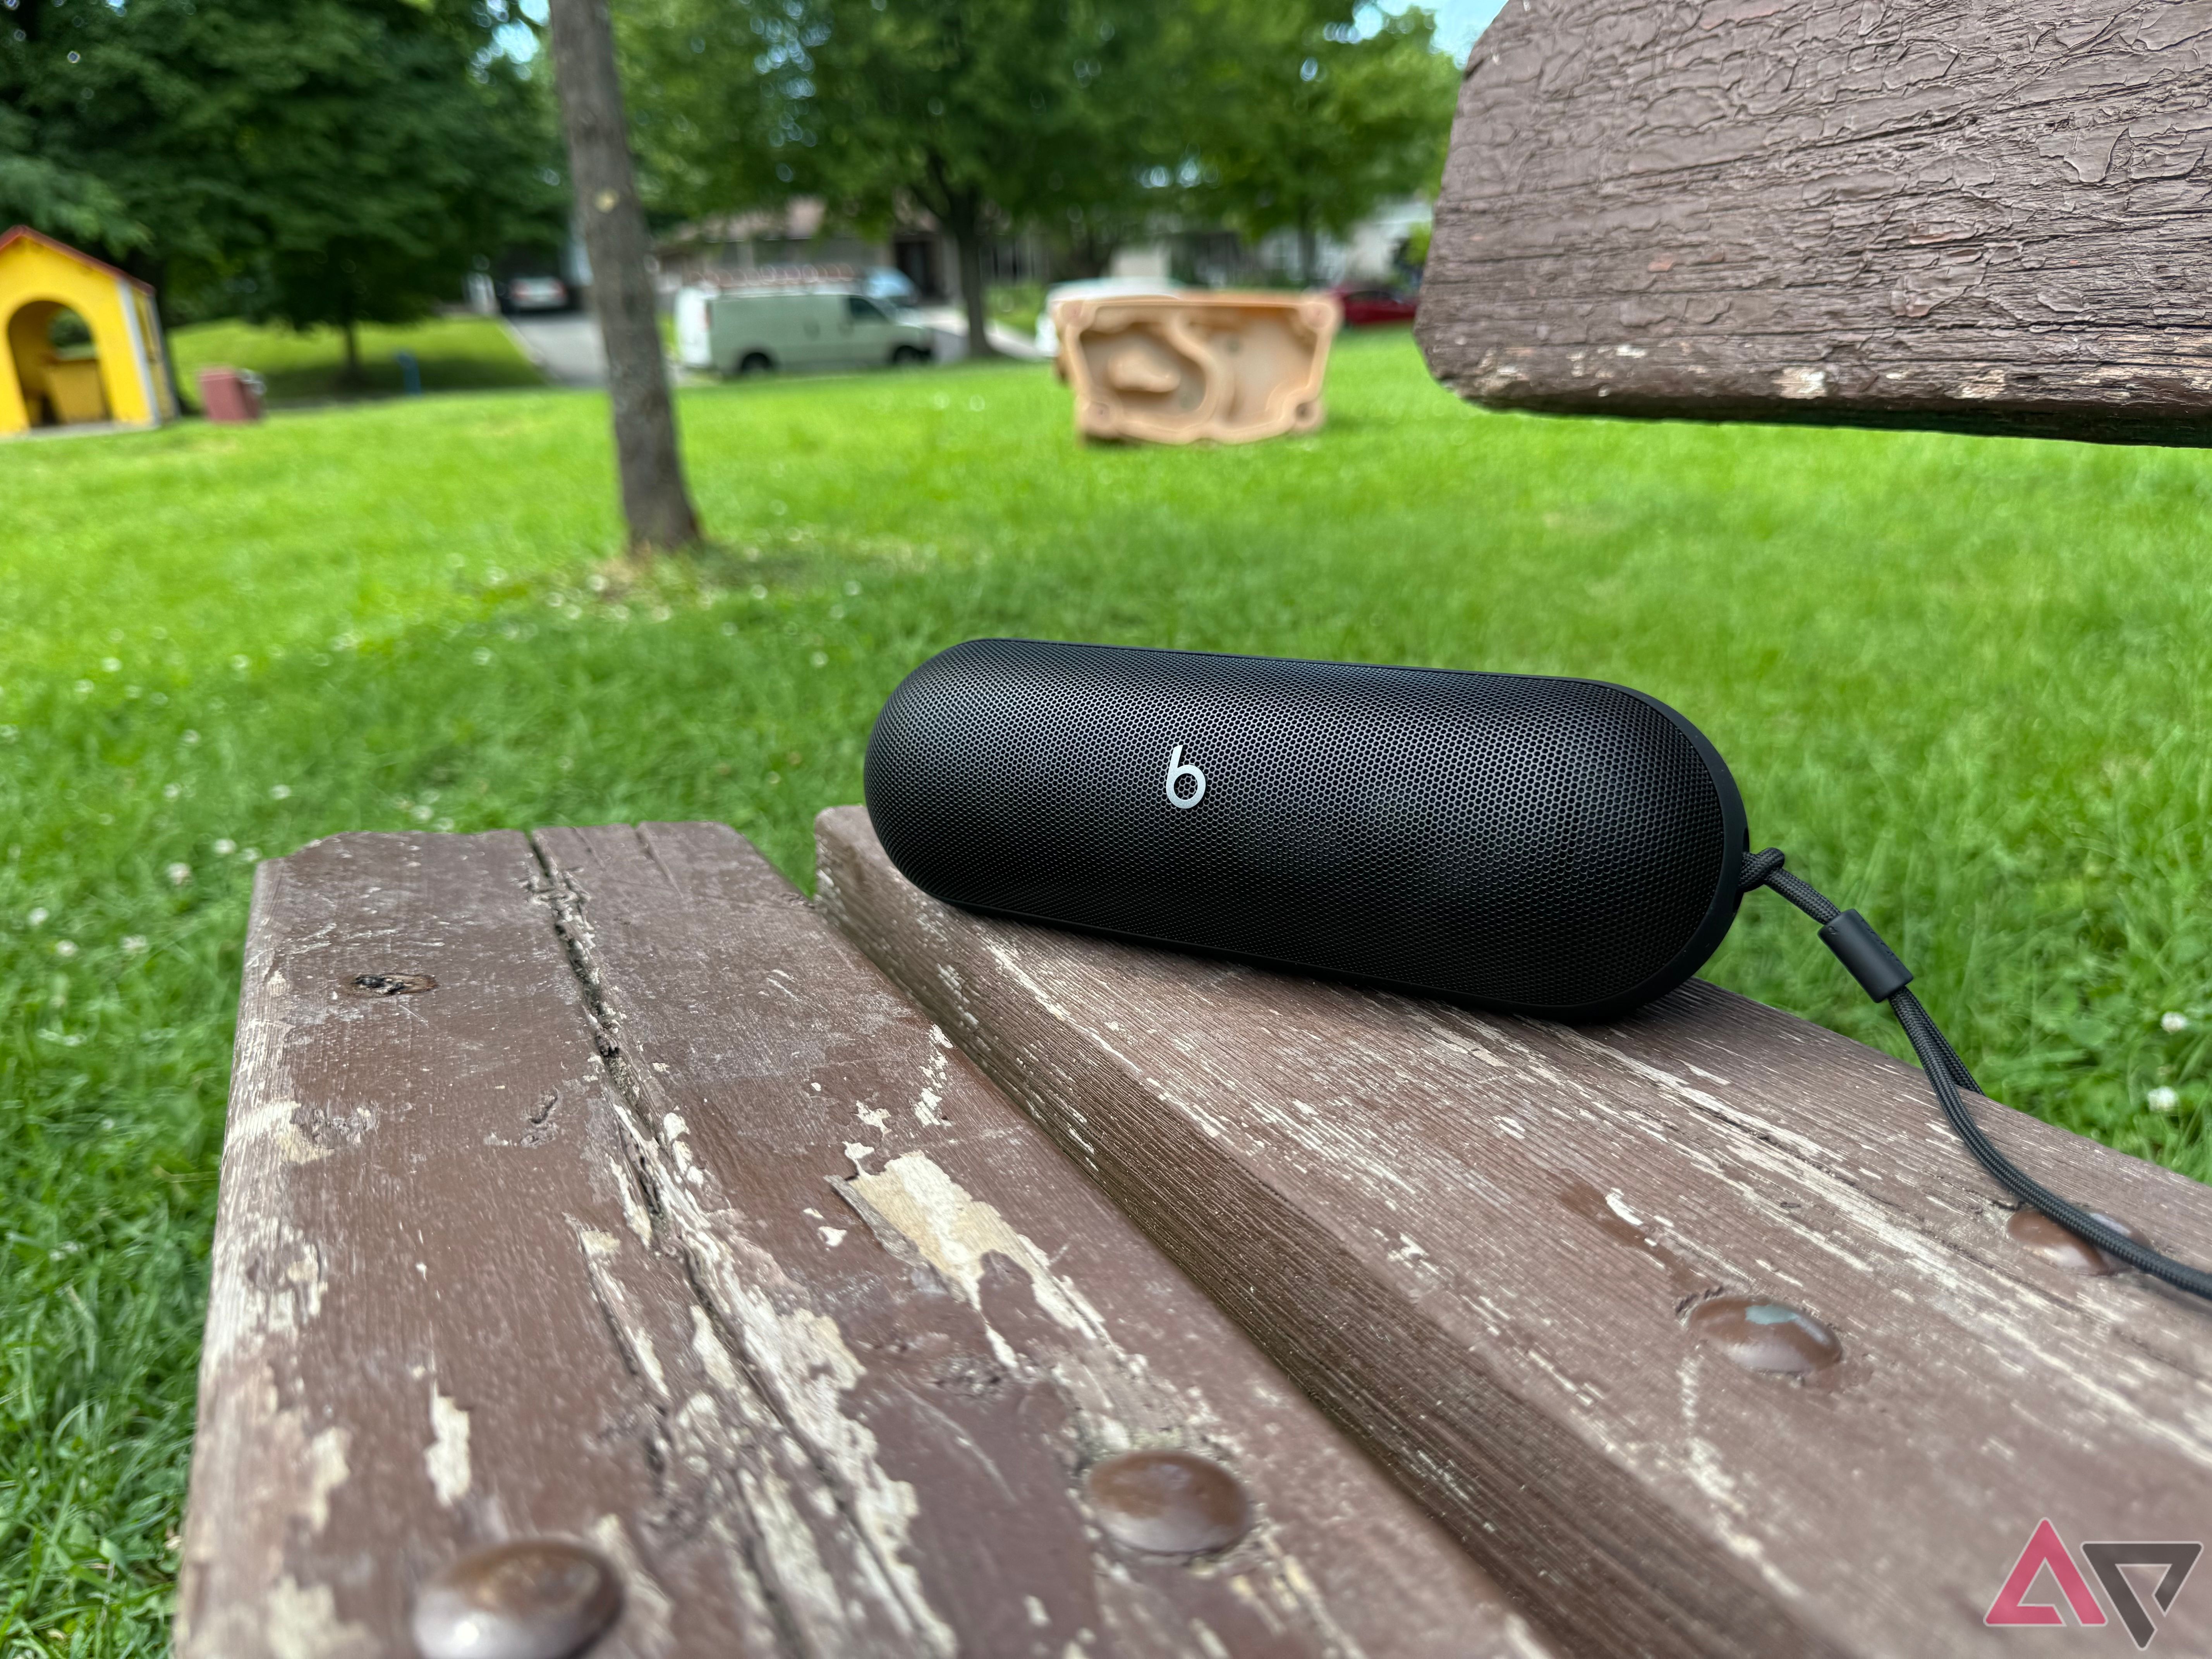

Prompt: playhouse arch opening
xmin=6 ymin=299 xmax=110 ymax=426
xmin=0 ymin=225 xmax=173 ymax=436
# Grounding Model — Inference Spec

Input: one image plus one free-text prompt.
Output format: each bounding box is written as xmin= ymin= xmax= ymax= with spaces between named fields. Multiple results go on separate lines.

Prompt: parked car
xmin=674 ymin=286 xmax=935 ymax=376
xmin=1034 ymin=277 xmax=1188 ymax=357
xmin=503 ymin=274 xmax=570 ymax=314
xmin=1329 ymin=284 xmax=1419 ymax=326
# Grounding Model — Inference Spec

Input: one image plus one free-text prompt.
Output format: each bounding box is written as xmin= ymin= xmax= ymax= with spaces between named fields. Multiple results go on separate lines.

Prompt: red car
xmin=1331 ymin=284 xmax=1420 ymax=326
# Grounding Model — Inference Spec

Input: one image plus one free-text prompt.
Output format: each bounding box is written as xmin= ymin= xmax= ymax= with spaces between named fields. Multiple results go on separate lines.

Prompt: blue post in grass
xmin=395 ymin=350 xmax=422 ymax=397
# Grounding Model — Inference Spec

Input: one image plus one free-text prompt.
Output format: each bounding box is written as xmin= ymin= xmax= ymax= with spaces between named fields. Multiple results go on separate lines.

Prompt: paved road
xmin=913 ymin=307 xmax=1049 ymax=363
xmin=504 ymin=313 xmax=607 ymax=390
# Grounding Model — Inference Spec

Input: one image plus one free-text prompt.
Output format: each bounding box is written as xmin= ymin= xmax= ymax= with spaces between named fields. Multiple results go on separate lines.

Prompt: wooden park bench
xmin=178 ymin=813 xmax=2212 ymax=1657
xmin=180 ymin=4 xmax=2212 ymax=1649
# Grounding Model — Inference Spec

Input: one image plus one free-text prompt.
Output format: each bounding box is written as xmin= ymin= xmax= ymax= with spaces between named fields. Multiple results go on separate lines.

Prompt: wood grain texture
xmin=1418 ymin=0 xmax=2212 ymax=442
xmin=177 ymin=829 xmax=784 ymax=1658
xmin=183 ymin=824 xmax=1547 ymax=1657
xmin=816 ymin=804 xmax=2212 ymax=1659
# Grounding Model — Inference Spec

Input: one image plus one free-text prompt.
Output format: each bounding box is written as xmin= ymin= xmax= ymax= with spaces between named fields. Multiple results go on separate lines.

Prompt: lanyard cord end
xmin=1740 ymin=848 xmax=2212 ymax=1303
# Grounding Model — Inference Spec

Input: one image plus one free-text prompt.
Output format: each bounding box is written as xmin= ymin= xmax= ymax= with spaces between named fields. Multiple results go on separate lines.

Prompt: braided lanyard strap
xmin=1740 ymin=848 xmax=2212 ymax=1303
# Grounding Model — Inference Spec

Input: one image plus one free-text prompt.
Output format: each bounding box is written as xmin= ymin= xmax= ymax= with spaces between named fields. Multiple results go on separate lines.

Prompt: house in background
xmin=651 ymin=194 xmax=1429 ymax=307
xmin=655 ymin=199 xmax=1051 ymax=304
xmin=0 ymin=226 xmax=175 ymax=436
xmin=1113 ymin=198 xmax=1433 ymax=288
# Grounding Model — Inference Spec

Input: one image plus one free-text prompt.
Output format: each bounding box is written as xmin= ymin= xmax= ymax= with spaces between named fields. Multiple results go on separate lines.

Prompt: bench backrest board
xmin=1419 ymin=0 xmax=2212 ymax=443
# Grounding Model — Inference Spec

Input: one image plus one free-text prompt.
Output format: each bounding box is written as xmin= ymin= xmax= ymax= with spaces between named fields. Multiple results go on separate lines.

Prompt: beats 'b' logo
xmin=1164 ymin=745 xmax=1207 ymax=810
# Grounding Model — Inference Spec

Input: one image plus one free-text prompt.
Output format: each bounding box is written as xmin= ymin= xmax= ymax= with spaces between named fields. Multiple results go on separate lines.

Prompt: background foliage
xmin=0 ymin=0 xmax=563 ymax=359
xmin=622 ymin=0 xmax=1460 ymax=319
xmin=1179 ymin=0 xmax=1457 ymax=277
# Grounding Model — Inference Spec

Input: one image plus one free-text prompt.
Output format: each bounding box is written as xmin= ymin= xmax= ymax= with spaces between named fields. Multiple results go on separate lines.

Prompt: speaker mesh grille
xmin=866 ymin=639 xmax=1735 ymax=1017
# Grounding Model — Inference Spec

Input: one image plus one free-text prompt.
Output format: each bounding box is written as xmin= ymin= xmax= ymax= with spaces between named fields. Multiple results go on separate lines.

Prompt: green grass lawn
xmin=165 ymin=315 xmax=543 ymax=407
xmin=7 ymin=333 xmax=2212 ymax=1648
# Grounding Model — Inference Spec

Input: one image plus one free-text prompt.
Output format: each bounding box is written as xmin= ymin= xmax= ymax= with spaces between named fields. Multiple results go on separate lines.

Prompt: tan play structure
xmin=1055 ymin=291 xmax=1339 ymax=445
xmin=0 ymin=225 xmax=175 ymax=436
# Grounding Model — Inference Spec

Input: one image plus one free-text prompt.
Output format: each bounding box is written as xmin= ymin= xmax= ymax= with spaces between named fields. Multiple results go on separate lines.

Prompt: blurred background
xmin=8 ymin=0 xmax=2212 ymax=1650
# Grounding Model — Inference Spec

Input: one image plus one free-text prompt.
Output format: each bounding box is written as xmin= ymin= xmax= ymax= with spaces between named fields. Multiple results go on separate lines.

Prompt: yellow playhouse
xmin=0 ymin=225 xmax=175 ymax=436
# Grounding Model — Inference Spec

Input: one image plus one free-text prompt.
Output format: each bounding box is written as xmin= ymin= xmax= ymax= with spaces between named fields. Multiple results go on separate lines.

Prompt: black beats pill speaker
xmin=865 ymin=636 xmax=2212 ymax=1306
xmin=864 ymin=637 xmax=1746 ymax=1021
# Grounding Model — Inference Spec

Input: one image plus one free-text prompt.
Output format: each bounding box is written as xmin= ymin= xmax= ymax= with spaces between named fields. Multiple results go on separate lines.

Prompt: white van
xmin=675 ymin=287 xmax=934 ymax=377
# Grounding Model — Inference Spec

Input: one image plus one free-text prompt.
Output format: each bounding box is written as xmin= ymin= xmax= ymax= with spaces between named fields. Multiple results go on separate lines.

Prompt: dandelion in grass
xmin=2163 ymin=1012 xmax=2191 ymax=1033
xmin=121 ymin=936 xmax=147 ymax=953
xmin=101 ymin=657 xmax=120 ymax=673
xmin=230 ymin=655 xmax=249 ymax=671
xmin=2149 ymin=1087 xmax=2180 ymax=1112
xmin=213 ymin=838 xmax=236 ymax=855
xmin=241 ymin=847 xmax=260 ymax=861
xmin=27 ymin=907 xmax=47 ymax=927
xmin=54 ymin=939 xmax=76 ymax=958
xmin=811 ymin=651 xmax=828 ymax=667
xmin=181 ymin=730 xmax=199 ymax=745
xmin=163 ymin=783 xmax=180 ymax=800
xmin=166 ymin=862 xmax=191 ymax=886
xmin=74 ymin=680 xmax=93 ymax=696
xmin=472 ymin=647 xmax=493 ymax=665
xmin=270 ymin=784 xmax=291 ymax=800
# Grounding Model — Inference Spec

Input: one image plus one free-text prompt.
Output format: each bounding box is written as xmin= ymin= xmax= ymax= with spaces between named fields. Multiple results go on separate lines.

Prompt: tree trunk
xmin=952 ymin=214 xmax=996 ymax=361
xmin=342 ymin=313 xmax=361 ymax=390
xmin=545 ymin=0 xmax=703 ymax=554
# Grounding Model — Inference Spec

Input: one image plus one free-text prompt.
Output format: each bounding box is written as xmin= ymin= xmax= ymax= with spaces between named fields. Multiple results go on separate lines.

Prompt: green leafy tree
xmin=1182 ymin=2 xmax=1458 ymax=282
xmin=624 ymin=0 xmax=1178 ymax=354
xmin=0 ymin=0 xmax=564 ymax=384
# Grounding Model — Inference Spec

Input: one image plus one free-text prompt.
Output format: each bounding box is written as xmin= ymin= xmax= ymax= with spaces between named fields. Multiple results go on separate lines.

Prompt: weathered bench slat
xmin=184 ymin=824 xmax=1548 ymax=1656
xmin=531 ymin=820 xmax=1546 ymax=1656
xmin=816 ymin=805 xmax=2212 ymax=1659
xmin=1419 ymin=0 xmax=2212 ymax=444
xmin=178 ymin=831 xmax=793 ymax=1655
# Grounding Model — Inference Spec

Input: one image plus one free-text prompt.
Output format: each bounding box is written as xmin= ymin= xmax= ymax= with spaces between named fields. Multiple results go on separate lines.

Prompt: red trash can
xmin=198 ymin=366 xmax=265 ymax=424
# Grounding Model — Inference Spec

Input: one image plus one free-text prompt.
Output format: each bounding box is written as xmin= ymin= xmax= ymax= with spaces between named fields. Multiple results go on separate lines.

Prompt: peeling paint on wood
xmin=1419 ymin=0 xmax=2212 ymax=443
xmin=816 ymin=804 xmax=2212 ymax=1659
xmin=177 ymin=832 xmax=795 ymax=1656
xmin=183 ymin=824 xmax=1540 ymax=1657
xmin=531 ymin=820 xmax=1545 ymax=1656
